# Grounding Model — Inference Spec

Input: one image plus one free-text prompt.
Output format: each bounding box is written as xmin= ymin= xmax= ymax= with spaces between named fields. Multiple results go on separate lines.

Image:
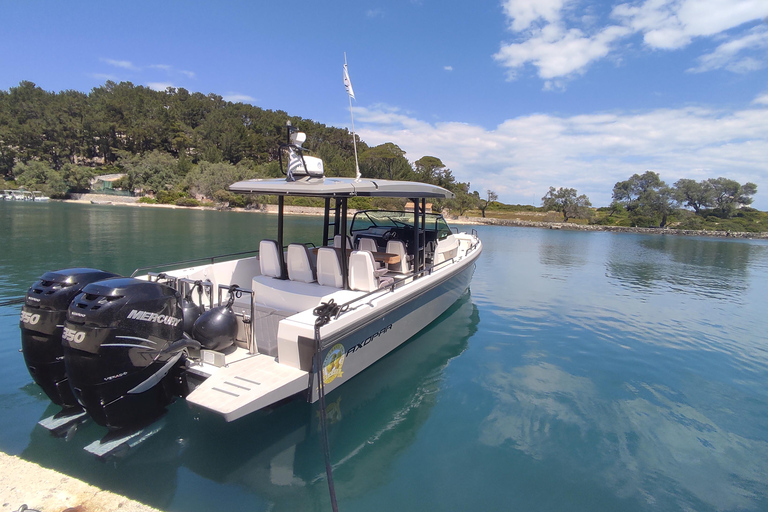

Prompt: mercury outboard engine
xmin=62 ymin=277 xmax=198 ymax=430
xmin=20 ymin=268 xmax=120 ymax=409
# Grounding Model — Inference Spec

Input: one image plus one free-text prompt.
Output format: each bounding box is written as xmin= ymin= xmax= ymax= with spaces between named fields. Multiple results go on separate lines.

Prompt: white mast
xmin=343 ymin=53 xmax=361 ymax=181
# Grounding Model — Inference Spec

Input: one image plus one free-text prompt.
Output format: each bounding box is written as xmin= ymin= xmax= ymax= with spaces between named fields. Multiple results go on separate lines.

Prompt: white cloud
xmin=151 ymin=64 xmax=196 ymax=79
xmin=495 ymin=24 xmax=630 ymax=80
xmin=496 ymin=0 xmax=768 ymax=82
xmin=147 ymin=82 xmax=174 ymax=91
xmin=689 ymin=25 xmax=768 ymax=72
xmin=502 ymin=0 xmax=568 ymax=31
xmin=101 ymin=58 xmax=139 ymax=71
xmin=356 ymin=104 xmax=768 ymax=208
xmin=753 ymin=92 xmax=768 ymax=105
xmin=223 ymin=93 xmax=256 ymax=103
xmin=444 ymin=65 xmax=454 ymax=71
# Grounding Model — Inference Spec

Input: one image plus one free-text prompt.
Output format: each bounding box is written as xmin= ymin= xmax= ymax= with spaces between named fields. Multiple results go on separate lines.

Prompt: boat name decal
xmin=345 ymin=324 xmax=393 ymax=357
xmin=104 ymin=371 xmax=128 ymax=382
xmin=127 ymin=309 xmax=182 ymax=327
xmin=70 ymin=311 xmax=86 ymax=318
xmin=26 ymin=296 xmax=41 ymax=302
xmin=62 ymin=326 xmax=86 ymax=344
xmin=323 ymin=344 xmax=346 ymax=385
xmin=20 ymin=311 xmax=41 ymax=325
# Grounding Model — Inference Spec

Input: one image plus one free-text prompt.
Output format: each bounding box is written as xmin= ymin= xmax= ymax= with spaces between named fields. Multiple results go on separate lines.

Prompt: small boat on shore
xmin=19 ymin=123 xmax=482 ymax=433
xmin=1 ymin=190 xmax=49 ymax=201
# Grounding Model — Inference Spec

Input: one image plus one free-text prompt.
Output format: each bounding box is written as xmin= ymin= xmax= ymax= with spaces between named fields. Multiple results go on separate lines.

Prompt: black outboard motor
xmin=191 ymin=287 xmax=238 ymax=352
xmin=62 ymin=277 xmax=197 ymax=430
xmin=20 ymin=268 xmax=120 ymax=408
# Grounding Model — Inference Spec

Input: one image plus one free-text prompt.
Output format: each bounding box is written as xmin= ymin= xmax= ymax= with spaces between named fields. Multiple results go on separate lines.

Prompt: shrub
xmin=348 ymin=197 xmax=373 ymax=210
xmin=175 ymin=197 xmax=200 ymax=207
xmin=138 ymin=196 xmax=157 ymax=204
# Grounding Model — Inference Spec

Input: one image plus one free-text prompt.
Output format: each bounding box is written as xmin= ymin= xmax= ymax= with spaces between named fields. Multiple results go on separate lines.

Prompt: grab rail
xmin=130 ymin=249 xmax=260 ymax=277
xmin=217 ymin=284 xmax=257 ymax=354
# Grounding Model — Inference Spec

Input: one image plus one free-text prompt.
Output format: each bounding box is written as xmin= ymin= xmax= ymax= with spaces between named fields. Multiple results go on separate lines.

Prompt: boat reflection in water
xmin=22 ymin=292 xmax=479 ymax=511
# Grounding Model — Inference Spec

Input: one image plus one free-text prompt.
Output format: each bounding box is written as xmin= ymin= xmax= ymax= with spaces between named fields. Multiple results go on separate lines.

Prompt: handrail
xmin=217 ymin=284 xmax=257 ymax=354
xmin=321 ymin=253 xmax=460 ymax=330
xmin=130 ymin=249 xmax=260 ymax=277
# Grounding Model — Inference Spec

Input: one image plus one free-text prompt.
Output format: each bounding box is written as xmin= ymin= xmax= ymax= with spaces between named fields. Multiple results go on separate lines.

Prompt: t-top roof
xmin=229 ymin=176 xmax=455 ymax=199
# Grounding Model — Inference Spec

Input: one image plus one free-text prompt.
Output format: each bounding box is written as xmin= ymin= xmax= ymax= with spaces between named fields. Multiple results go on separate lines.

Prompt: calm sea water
xmin=1 ymin=201 xmax=767 ymax=512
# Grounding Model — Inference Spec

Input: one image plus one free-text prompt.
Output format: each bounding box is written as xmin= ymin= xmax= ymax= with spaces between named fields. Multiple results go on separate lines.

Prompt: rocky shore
xmin=447 ymin=215 xmax=768 ymax=239
xmin=63 ymin=196 xmax=768 ymax=240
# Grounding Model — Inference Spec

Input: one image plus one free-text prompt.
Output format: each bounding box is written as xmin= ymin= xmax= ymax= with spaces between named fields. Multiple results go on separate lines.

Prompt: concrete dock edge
xmin=0 ymin=452 xmax=161 ymax=512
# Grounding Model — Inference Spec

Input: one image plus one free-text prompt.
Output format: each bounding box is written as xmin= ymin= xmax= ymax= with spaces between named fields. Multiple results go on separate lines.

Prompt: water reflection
xmin=538 ymin=233 xmax=589 ymax=270
xmin=21 ymin=293 xmax=479 ymax=511
xmin=605 ymin=235 xmax=766 ymax=301
xmin=479 ymin=358 xmax=768 ymax=511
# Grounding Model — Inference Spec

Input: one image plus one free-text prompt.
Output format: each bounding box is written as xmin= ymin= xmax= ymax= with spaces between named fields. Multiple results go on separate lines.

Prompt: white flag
xmin=343 ymin=64 xmax=355 ymax=100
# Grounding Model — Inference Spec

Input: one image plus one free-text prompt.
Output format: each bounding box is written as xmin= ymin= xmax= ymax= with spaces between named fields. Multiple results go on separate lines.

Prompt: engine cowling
xmin=62 ymin=277 xmax=192 ymax=430
xmin=20 ymin=268 xmax=120 ymax=408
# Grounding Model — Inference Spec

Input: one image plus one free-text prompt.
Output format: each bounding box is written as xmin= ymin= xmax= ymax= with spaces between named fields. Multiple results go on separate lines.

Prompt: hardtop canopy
xmin=229 ymin=176 xmax=454 ymax=199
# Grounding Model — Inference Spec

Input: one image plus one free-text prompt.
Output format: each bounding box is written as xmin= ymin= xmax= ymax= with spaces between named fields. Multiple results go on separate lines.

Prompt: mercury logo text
xmin=127 ymin=309 xmax=182 ymax=327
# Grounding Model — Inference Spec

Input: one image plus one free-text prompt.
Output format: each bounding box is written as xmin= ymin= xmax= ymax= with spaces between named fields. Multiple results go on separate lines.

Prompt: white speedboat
xmin=20 ymin=124 xmax=482 ymax=430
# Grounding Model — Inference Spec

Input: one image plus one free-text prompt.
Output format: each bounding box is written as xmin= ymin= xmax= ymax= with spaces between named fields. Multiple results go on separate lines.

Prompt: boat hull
xmin=311 ymin=248 xmax=479 ymax=401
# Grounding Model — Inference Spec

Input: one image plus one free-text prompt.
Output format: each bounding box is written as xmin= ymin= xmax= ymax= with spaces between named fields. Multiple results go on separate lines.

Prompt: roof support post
xmin=340 ymin=198 xmax=349 ymax=289
xmin=322 ymin=197 xmax=331 ymax=247
xmin=412 ymin=197 xmax=420 ymax=277
xmin=277 ymin=195 xmax=287 ymax=279
xmin=421 ymin=198 xmax=427 ymax=271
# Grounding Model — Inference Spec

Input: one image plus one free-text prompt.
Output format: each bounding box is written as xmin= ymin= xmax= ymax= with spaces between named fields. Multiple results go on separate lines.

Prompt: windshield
xmin=351 ymin=210 xmax=453 ymax=240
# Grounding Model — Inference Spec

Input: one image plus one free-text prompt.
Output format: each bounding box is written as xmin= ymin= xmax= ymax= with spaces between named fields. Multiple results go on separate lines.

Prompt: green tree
xmin=541 ymin=187 xmax=592 ymax=222
xmin=360 ymin=143 xmax=411 ymax=180
xmin=479 ymin=190 xmax=498 ymax=218
xmin=674 ymin=178 xmax=713 ymax=214
xmin=707 ymin=177 xmax=757 ymax=218
xmin=612 ymin=171 xmax=676 ymax=227
xmin=119 ymin=150 xmax=181 ymax=194
xmin=62 ymin=163 xmax=94 ymax=191
xmin=14 ymin=160 xmax=68 ymax=197
xmin=446 ymin=182 xmax=478 ymax=216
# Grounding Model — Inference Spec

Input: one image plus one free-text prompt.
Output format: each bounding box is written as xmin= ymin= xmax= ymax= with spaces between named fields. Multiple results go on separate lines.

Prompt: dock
xmin=0 ymin=452 xmax=160 ymax=512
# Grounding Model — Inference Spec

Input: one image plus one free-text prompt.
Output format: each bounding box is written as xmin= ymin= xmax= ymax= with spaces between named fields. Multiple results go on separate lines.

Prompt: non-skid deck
xmin=186 ymin=354 xmax=308 ymax=421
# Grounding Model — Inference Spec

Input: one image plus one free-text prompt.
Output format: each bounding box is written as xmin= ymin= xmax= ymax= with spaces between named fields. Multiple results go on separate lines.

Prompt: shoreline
xmin=0 ymin=451 xmax=159 ymax=512
xmin=59 ymin=196 xmax=768 ymax=240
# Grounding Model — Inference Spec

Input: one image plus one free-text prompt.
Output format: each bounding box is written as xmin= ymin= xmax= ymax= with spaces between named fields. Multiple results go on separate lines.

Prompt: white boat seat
xmin=385 ymin=240 xmax=411 ymax=274
xmin=334 ymin=234 xmax=353 ymax=249
xmin=357 ymin=237 xmax=378 ymax=252
xmin=259 ymin=239 xmax=282 ymax=278
xmin=348 ymin=250 xmax=394 ymax=292
xmin=287 ymin=244 xmax=316 ymax=283
xmin=358 ymin=237 xmax=384 ymax=268
xmin=316 ymin=247 xmax=344 ymax=288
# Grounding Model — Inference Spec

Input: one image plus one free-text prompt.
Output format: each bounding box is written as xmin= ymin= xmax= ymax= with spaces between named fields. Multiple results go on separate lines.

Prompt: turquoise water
xmin=1 ymin=201 xmax=767 ymax=512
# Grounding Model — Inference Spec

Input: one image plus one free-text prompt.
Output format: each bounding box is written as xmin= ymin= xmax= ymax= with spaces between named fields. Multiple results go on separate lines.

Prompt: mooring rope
xmin=312 ymin=299 xmax=347 ymax=512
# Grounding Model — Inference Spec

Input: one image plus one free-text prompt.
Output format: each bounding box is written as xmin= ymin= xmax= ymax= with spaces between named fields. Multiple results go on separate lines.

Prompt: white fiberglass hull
xmin=185 ymin=238 xmax=481 ymax=421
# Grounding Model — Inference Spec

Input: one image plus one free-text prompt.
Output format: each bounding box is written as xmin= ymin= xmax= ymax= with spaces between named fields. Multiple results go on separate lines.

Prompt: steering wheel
xmin=383 ymin=230 xmax=398 ymax=241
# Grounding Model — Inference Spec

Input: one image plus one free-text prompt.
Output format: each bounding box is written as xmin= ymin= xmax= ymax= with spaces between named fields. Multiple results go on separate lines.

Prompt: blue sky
xmin=2 ymin=0 xmax=767 ymax=208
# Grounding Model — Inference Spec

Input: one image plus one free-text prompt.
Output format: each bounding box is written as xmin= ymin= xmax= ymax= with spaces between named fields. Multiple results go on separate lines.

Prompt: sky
xmin=1 ymin=0 xmax=768 ymax=208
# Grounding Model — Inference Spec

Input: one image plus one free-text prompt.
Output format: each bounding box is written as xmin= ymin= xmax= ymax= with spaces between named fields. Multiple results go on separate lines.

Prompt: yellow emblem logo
xmin=322 ymin=343 xmax=346 ymax=384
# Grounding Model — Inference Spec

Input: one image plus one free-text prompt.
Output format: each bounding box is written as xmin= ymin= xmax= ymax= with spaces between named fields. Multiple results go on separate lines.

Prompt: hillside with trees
xmin=0 ymin=80 xmax=477 ymax=211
